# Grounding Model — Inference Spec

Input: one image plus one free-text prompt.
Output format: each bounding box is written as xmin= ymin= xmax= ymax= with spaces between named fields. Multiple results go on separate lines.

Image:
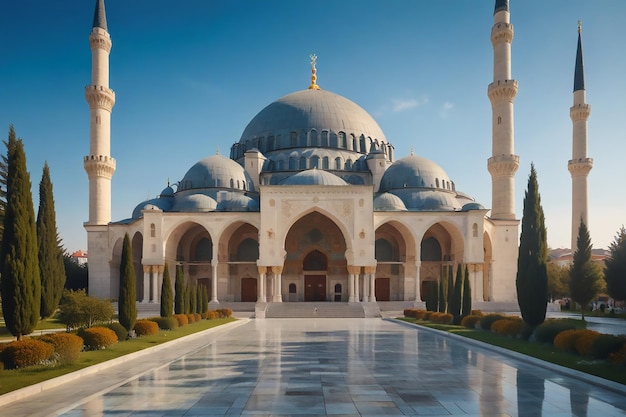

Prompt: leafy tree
xmin=0 ymin=127 xmax=40 ymax=340
xmin=569 ymin=220 xmax=603 ymax=320
xmin=118 ymin=233 xmax=137 ymax=332
xmin=547 ymin=262 xmax=570 ymax=301
xmin=37 ymin=163 xmax=66 ymax=318
xmin=64 ymin=253 xmax=88 ymax=290
xmin=462 ymin=265 xmax=472 ymax=317
xmin=174 ymin=265 xmax=184 ymax=314
xmin=449 ymin=263 xmax=463 ymax=318
xmin=57 ymin=289 xmax=114 ymax=330
xmin=604 ymin=226 xmax=626 ymax=302
xmin=425 ymin=281 xmax=438 ymax=312
xmin=438 ymin=268 xmax=448 ymax=313
xmin=516 ymin=164 xmax=548 ymax=327
xmin=160 ymin=263 xmax=173 ymax=317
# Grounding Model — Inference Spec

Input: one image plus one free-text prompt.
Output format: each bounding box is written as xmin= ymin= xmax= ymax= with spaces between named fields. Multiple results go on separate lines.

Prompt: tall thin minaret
xmin=487 ymin=0 xmax=519 ymax=220
xmin=568 ymin=21 xmax=593 ymax=250
xmin=84 ymin=0 xmax=116 ymax=225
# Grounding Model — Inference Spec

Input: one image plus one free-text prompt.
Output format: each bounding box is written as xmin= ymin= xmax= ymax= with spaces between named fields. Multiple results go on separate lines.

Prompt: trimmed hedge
xmin=173 ymin=314 xmax=188 ymax=327
xmin=491 ymin=318 xmax=524 ymax=337
xmin=554 ymin=329 xmax=590 ymax=353
xmin=148 ymin=316 xmax=179 ymax=330
xmin=429 ymin=312 xmax=453 ymax=324
xmin=575 ymin=330 xmax=601 ymax=357
xmin=609 ymin=345 xmax=626 ymax=365
xmin=186 ymin=314 xmax=197 ymax=324
xmin=103 ymin=322 xmax=129 ymax=342
xmin=1 ymin=339 xmax=54 ymax=369
xmin=591 ymin=334 xmax=626 ymax=360
xmin=479 ymin=314 xmax=506 ymax=331
xmin=78 ymin=327 xmax=118 ymax=350
xmin=134 ymin=320 xmax=159 ymax=337
xmin=207 ymin=310 xmax=220 ymax=320
xmin=37 ymin=333 xmax=84 ymax=365
xmin=218 ymin=308 xmax=233 ymax=318
xmin=461 ymin=315 xmax=483 ymax=329
xmin=534 ymin=319 xmax=581 ymax=344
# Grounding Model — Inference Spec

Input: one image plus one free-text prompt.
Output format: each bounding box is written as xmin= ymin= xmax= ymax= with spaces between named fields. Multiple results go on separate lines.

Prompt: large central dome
xmin=239 ymin=89 xmax=387 ymax=145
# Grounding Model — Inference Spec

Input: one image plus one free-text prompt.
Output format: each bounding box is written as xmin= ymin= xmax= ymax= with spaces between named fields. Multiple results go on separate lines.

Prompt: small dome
xmin=280 ymin=169 xmax=348 ymax=186
xmin=390 ymin=189 xmax=461 ymax=211
xmin=172 ymin=194 xmax=218 ymax=212
xmin=216 ymin=194 xmax=259 ymax=212
xmin=132 ymin=198 xmax=173 ymax=219
xmin=461 ymin=202 xmax=485 ymax=211
xmin=178 ymin=154 xmax=255 ymax=192
xmin=374 ymin=193 xmax=407 ymax=211
xmin=160 ymin=185 xmax=175 ymax=197
xmin=379 ymin=155 xmax=452 ymax=193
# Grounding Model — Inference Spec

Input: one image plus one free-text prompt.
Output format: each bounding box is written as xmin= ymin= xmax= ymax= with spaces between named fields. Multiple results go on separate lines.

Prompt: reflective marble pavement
xmin=4 ymin=318 xmax=626 ymax=416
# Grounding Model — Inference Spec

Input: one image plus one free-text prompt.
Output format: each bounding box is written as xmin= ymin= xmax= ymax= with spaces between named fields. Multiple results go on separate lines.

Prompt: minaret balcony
xmin=568 ymin=158 xmax=593 ymax=176
xmin=570 ymin=103 xmax=591 ymax=122
xmin=85 ymin=85 xmax=116 ymax=111
xmin=84 ymin=155 xmax=116 ymax=179
xmin=491 ymin=22 xmax=514 ymax=45
xmin=488 ymin=80 xmax=518 ymax=103
xmin=488 ymin=154 xmax=519 ymax=177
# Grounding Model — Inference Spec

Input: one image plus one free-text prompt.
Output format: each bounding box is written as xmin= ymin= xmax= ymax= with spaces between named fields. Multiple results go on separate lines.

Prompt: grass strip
xmin=398 ymin=318 xmax=626 ymax=385
xmin=0 ymin=318 xmax=235 ymax=395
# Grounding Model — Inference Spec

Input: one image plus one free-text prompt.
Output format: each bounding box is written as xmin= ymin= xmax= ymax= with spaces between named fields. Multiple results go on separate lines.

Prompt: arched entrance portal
xmin=284 ymin=212 xmax=347 ymax=302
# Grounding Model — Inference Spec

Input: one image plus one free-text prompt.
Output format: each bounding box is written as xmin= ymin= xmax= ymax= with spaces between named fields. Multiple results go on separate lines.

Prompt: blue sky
xmin=1 ymin=1 xmax=625 ymax=253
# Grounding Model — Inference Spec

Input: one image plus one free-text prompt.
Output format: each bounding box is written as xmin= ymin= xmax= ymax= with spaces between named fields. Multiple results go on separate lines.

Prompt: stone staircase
xmin=264 ymin=302 xmax=378 ymax=318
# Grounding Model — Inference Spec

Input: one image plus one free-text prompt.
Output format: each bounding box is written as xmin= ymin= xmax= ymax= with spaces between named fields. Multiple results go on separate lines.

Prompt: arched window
xmin=290 ymin=131 xmax=297 ymax=146
xmin=230 ymin=179 xmax=234 ymax=188
xmin=289 ymin=156 xmax=297 ymax=170
xmin=421 ymin=237 xmax=442 ymax=261
xmin=310 ymin=155 xmax=320 ymax=169
xmin=299 ymin=156 xmax=307 ymax=169
xmin=267 ymin=135 xmax=275 ymax=151
xmin=321 ymin=131 xmax=328 ymax=147
xmin=310 ymin=129 xmax=318 ymax=146
xmin=345 ymin=159 xmax=352 ymax=170
xmin=150 ymin=223 xmax=156 ymax=238
xmin=473 ymin=223 xmax=478 ymax=238
xmin=277 ymin=159 xmax=285 ymax=171
xmin=289 ymin=283 xmax=297 ymax=294
xmin=351 ymin=134 xmax=357 ymax=151
xmin=236 ymin=238 xmax=259 ymax=261
xmin=436 ymin=178 xmax=440 ymax=188
xmin=338 ymin=132 xmax=346 ymax=148
xmin=335 ymin=157 xmax=342 ymax=170
xmin=359 ymin=135 xmax=366 ymax=153
xmin=322 ymin=157 xmax=329 ymax=170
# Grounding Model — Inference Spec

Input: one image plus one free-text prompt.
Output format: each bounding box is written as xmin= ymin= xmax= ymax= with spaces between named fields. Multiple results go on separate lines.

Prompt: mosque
xmin=84 ymin=0 xmax=590 ymax=315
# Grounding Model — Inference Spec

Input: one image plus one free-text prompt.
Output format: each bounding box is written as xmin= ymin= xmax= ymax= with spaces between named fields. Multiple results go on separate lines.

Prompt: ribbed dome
xmin=280 ymin=169 xmax=348 ymax=186
xmin=178 ymin=154 xmax=255 ymax=192
xmin=374 ymin=192 xmax=407 ymax=211
xmin=379 ymin=155 xmax=452 ymax=192
xmin=239 ymin=89 xmax=387 ymax=146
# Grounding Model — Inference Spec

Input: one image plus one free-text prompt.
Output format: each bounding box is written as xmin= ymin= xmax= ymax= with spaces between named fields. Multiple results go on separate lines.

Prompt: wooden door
xmin=241 ymin=277 xmax=257 ymax=302
xmin=375 ymin=278 xmax=390 ymax=301
xmin=304 ymin=275 xmax=326 ymax=301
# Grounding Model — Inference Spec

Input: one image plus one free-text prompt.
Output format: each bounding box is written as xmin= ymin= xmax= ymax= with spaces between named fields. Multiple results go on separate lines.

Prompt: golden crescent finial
xmin=308 ymin=54 xmax=321 ymax=90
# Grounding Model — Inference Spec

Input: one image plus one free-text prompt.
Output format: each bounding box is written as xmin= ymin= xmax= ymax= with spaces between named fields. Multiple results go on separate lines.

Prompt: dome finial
xmin=167 ymin=177 xmax=170 ymax=187
xmin=578 ymin=20 xmax=582 ymax=34
xmin=410 ymin=147 xmax=414 ymax=156
xmin=216 ymin=147 xmax=220 ymax=155
xmin=308 ymin=54 xmax=321 ymax=90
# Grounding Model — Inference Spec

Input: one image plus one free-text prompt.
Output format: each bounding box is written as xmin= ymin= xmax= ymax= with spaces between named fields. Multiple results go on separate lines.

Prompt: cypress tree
xmin=569 ymin=220 xmax=603 ymax=320
xmin=174 ymin=265 xmax=184 ymax=314
xmin=446 ymin=266 xmax=454 ymax=313
xmin=425 ymin=281 xmax=438 ymax=312
xmin=0 ymin=127 xmax=40 ymax=340
xmin=201 ymin=284 xmax=209 ymax=314
xmin=516 ymin=164 xmax=548 ymax=327
xmin=195 ymin=282 xmax=202 ymax=314
xmin=449 ymin=263 xmax=463 ymax=318
xmin=118 ymin=233 xmax=137 ymax=333
xmin=37 ymin=162 xmax=66 ymax=319
xmin=462 ymin=265 xmax=472 ymax=317
xmin=189 ymin=281 xmax=197 ymax=314
xmin=604 ymin=226 xmax=626 ymax=302
xmin=438 ymin=268 xmax=447 ymax=313
xmin=160 ymin=262 xmax=173 ymax=317
xmin=0 ymin=143 xmax=7 ymax=242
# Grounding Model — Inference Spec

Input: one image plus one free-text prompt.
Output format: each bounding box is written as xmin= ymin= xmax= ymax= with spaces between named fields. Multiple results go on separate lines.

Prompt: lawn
xmin=0 ymin=318 xmax=235 ymax=395
xmin=398 ymin=318 xmax=626 ymax=385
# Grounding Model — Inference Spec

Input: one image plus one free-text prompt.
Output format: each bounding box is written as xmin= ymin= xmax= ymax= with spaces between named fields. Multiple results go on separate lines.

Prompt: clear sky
xmin=1 ymin=1 xmax=625 ymax=254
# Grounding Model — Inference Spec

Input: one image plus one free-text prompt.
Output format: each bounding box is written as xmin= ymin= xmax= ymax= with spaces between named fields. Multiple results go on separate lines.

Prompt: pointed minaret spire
xmin=574 ymin=20 xmax=585 ymax=92
xmin=568 ymin=20 xmax=593 ymax=251
xmin=92 ymin=0 xmax=108 ymax=31
xmin=308 ymin=54 xmax=321 ymax=90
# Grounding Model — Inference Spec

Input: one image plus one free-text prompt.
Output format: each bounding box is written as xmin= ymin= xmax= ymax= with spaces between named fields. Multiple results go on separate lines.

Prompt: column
xmin=142 ymin=265 xmax=150 ymax=303
xmin=355 ymin=267 xmax=361 ymax=302
xmin=364 ymin=266 xmax=376 ymax=302
xmin=258 ymin=266 xmax=267 ymax=302
xmin=272 ymin=266 xmax=283 ymax=302
xmin=414 ymin=261 xmax=421 ymax=305
xmin=211 ymin=261 xmax=219 ymax=303
xmin=347 ymin=266 xmax=356 ymax=302
xmin=151 ymin=266 xmax=158 ymax=302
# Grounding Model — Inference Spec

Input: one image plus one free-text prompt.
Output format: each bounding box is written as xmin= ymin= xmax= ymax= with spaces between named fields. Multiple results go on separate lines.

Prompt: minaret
xmin=487 ymin=0 xmax=519 ymax=220
xmin=84 ymin=0 xmax=116 ymax=225
xmin=568 ymin=21 xmax=593 ymax=250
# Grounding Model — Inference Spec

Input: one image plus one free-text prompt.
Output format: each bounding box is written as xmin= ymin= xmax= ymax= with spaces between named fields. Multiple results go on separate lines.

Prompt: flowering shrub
xmin=1 ymin=339 xmax=54 ymax=369
xmin=134 ymin=320 xmax=159 ymax=337
xmin=574 ymin=330 xmax=601 ymax=357
xmin=148 ymin=316 xmax=178 ymax=330
xmin=78 ymin=327 xmax=118 ymax=350
xmin=173 ymin=314 xmax=188 ymax=327
xmin=37 ymin=333 xmax=84 ymax=365
xmin=491 ymin=318 xmax=524 ymax=337
xmin=460 ymin=315 xmax=483 ymax=329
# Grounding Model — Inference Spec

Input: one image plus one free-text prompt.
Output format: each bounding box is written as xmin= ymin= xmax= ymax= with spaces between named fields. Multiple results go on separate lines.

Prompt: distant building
xmin=548 ymin=248 xmax=609 ymax=269
xmin=70 ymin=250 xmax=88 ymax=266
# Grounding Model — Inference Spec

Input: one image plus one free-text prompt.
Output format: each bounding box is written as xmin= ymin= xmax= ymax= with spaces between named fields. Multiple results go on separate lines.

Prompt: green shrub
xmin=37 ymin=333 xmax=84 ymax=365
xmin=1 ymin=339 xmax=54 ymax=369
xmin=173 ymin=314 xmax=188 ymax=326
xmin=133 ymin=320 xmax=159 ymax=337
xmin=103 ymin=322 xmax=129 ymax=341
xmin=534 ymin=319 xmax=580 ymax=344
xmin=78 ymin=327 xmax=118 ymax=350
xmin=479 ymin=314 xmax=506 ymax=330
xmin=57 ymin=289 xmax=115 ymax=330
xmin=148 ymin=316 xmax=178 ymax=330
xmin=460 ymin=315 xmax=482 ymax=329
xmin=592 ymin=334 xmax=626 ymax=359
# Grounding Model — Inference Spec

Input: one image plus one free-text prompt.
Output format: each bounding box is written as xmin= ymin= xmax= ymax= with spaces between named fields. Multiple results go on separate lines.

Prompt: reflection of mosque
xmin=85 ymin=0 xmax=523 ymax=311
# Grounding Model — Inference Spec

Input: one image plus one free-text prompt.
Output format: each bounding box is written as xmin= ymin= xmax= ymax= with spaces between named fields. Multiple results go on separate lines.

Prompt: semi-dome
xmin=461 ymin=202 xmax=486 ymax=211
xmin=374 ymin=192 xmax=407 ymax=211
xmin=172 ymin=194 xmax=218 ymax=212
xmin=132 ymin=197 xmax=173 ymax=219
xmin=239 ymin=89 xmax=387 ymax=145
xmin=178 ymin=154 xmax=255 ymax=192
xmin=280 ymin=169 xmax=348 ymax=186
xmin=216 ymin=194 xmax=259 ymax=212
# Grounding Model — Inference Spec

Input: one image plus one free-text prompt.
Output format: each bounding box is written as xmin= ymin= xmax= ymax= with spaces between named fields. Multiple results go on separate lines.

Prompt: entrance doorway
xmin=375 ymin=278 xmax=390 ymax=301
xmin=241 ymin=277 xmax=257 ymax=302
xmin=305 ymin=275 xmax=326 ymax=301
